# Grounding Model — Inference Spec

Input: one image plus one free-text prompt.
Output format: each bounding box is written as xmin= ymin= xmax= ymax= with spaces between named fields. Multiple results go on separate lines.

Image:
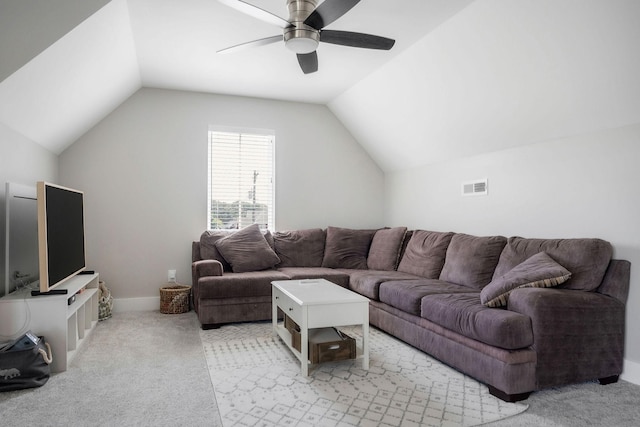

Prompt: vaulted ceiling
xmin=1 ymin=0 xmax=639 ymax=172
xmin=0 ymin=0 xmax=473 ymax=155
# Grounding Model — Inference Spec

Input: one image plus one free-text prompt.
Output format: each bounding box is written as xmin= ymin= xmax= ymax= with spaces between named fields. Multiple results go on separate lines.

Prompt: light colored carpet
xmin=0 ymin=311 xmax=222 ymax=427
xmin=2 ymin=311 xmax=639 ymax=427
xmin=200 ymin=322 xmax=528 ymax=426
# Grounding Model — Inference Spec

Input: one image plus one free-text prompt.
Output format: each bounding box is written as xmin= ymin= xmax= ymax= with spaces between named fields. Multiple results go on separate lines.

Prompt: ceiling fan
xmin=217 ymin=0 xmax=395 ymax=74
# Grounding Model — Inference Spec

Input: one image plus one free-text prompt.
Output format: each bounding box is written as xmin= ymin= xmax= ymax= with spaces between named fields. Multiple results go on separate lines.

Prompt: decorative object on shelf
xmin=98 ymin=281 xmax=113 ymax=321
xmin=159 ymin=284 xmax=191 ymax=314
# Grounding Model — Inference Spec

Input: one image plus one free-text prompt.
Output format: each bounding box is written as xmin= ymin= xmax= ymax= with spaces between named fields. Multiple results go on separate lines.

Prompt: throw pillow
xmin=481 ymin=251 xmax=572 ymax=307
xmin=273 ymin=228 xmax=326 ymax=267
xmin=397 ymin=230 xmax=454 ymax=278
xmin=367 ymin=227 xmax=408 ymax=271
xmin=214 ymin=224 xmax=281 ymax=273
xmin=321 ymin=226 xmax=377 ymax=270
xmin=439 ymin=233 xmax=507 ymax=289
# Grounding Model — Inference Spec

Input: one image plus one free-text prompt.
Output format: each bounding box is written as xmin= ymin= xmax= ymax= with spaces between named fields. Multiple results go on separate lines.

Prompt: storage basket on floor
xmin=98 ymin=281 xmax=113 ymax=320
xmin=159 ymin=284 xmax=191 ymax=314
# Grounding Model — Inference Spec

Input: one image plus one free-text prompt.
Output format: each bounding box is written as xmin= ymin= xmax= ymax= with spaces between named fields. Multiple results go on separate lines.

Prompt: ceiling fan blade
xmin=218 ymin=0 xmax=290 ymax=28
xmin=297 ymin=52 xmax=318 ymax=74
xmin=217 ymin=35 xmax=283 ymax=54
xmin=304 ymin=0 xmax=360 ymax=30
xmin=320 ymin=30 xmax=395 ymax=50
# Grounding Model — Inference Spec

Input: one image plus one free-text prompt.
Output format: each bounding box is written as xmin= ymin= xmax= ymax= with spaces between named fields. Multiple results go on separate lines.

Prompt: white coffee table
xmin=272 ymin=278 xmax=370 ymax=376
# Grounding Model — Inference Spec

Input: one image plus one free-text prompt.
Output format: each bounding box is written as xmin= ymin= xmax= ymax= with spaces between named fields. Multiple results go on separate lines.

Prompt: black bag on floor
xmin=0 ymin=335 xmax=52 ymax=392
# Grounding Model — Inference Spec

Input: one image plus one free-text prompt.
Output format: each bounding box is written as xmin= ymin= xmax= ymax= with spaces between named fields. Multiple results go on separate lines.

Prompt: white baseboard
xmin=112 ymin=297 xmax=160 ymax=313
xmin=622 ymin=358 xmax=640 ymax=385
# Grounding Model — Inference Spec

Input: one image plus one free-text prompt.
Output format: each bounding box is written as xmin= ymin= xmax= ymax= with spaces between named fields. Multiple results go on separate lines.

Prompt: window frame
xmin=207 ymin=127 xmax=275 ymax=231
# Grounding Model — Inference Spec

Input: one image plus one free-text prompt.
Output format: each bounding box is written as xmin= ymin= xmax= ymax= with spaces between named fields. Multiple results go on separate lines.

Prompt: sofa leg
xmin=599 ymin=375 xmax=619 ymax=385
xmin=202 ymin=323 xmax=221 ymax=330
xmin=488 ymin=385 xmax=531 ymax=402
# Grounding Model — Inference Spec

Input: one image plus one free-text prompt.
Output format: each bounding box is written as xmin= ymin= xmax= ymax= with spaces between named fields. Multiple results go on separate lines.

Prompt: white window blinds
xmin=208 ymin=130 xmax=274 ymax=230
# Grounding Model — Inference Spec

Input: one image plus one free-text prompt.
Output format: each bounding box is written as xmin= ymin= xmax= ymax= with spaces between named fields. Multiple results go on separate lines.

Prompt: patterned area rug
xmin=200 ymin=322 xmax=527 ymax=427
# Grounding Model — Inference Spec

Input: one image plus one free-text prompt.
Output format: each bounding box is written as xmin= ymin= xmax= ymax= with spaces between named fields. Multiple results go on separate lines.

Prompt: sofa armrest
xmin=508 ymin=287 xmax=625 ymax=389
xmin=192 ymin=241 xmax=202 ymax=262
xmin=597 ymin=259 xmax=631 ymax=305
xmin=192 ymin=259 xmax=223 ymax=285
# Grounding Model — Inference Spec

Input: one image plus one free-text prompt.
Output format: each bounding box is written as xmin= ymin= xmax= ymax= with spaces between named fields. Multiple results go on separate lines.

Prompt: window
xmin=208 ymin=129 xmax=275 ymax=230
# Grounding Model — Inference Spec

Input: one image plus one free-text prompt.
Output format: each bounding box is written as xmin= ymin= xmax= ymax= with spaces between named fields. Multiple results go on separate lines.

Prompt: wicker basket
xmin=159 ymin=284 xmax=191 ymax=314
xmin=98 ymin=281 xmax=113 ymax=320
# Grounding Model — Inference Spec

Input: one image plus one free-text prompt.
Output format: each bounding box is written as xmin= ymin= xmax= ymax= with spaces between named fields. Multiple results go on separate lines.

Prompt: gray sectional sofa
xmin=191 ymin=224 xmax=630 ymax=402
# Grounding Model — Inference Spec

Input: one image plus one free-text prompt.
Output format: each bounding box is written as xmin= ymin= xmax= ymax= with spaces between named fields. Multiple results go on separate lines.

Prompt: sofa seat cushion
xmin=492 ymin=237 xmax=613 ymax=291
xmin=420 ymin=293 xmax=534 ymax=350
xmin=397 ymin=230 xmax=454 ymax=278
xmin=273 ymin=228 xmax=325 ymax=267
xmin=348 ymin=270 xmax=422 ymax=300
xmin=276 ymin=267 xmax=350 ymax=288
xmin=367 ymin=227 xmax=408 ymax=271
xmin=197 ymin=270 xmax=290 ymax=299
xmin=378 ymin=279 xmax=475 ymax=316
xmin=439 ymin=233 xmax=507 ymax=290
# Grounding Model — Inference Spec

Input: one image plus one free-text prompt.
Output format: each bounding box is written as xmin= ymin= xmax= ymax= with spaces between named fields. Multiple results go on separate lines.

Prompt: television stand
xmin=31 ymin=289 xmax=69 ymax=296
xmin=0 ymin=273 xmax=100 ymax=373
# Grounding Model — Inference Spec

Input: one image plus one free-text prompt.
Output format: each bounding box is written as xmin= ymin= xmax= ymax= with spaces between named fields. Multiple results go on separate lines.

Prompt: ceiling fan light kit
xmin=218 ymin=0 xmax=395 ymax=74
xmin=284 ymin=28 xmax=319 ymax=54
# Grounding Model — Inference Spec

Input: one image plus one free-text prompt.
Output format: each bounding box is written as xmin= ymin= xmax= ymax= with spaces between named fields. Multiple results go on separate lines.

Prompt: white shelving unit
xmin=0 ymin=273 xmax=99 ymax=372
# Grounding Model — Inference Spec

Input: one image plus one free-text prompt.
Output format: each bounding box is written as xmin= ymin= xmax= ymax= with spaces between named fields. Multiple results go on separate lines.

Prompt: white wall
xmin=385 ymin=124 xmax=640 ymax=381
xmin=0 ymin=122 xmax=58 ymax=296
xmin=58 ymin=88 xmax=384 ymax=301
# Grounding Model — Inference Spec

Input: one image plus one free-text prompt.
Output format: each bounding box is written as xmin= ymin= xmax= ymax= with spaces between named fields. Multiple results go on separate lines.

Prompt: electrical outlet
xmin=168 ymin=269 xmax=177 ymax=283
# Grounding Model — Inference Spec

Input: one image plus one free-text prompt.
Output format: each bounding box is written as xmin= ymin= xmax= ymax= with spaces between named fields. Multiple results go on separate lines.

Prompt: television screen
xmin=37 ymin=182 xmax=86 ymax=293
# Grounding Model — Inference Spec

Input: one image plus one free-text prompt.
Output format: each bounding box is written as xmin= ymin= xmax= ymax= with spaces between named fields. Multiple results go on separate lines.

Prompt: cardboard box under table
xmin=286 ymin=315 xmax=356 ymax=364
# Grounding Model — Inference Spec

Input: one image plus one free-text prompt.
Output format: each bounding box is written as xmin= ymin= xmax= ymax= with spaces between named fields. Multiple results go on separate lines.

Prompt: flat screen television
xmin=37 ymin=181 xmax=86 ymax=293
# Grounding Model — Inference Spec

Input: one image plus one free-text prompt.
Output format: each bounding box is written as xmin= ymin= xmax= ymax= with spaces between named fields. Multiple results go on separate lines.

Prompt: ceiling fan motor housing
xmin=284 ymin=0 xmax=320 ymax=54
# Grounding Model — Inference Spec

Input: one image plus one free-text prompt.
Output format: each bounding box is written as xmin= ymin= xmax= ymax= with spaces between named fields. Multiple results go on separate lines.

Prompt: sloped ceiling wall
xmin=0 ymin=0 xmax=140 ymax=154
xmin=1 ymin=0 xmax=638 ymax=169
xmin=0 ymin=0 xmax=474 ymax=155
xmin=0 ymin=0 xmax=110 ymax=82
xmin=329 ymin=0 xmax=640 ymax=172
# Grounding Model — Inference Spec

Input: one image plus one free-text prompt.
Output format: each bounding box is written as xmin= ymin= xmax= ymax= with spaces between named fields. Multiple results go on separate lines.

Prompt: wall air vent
xmin=462 ymin=179 xmax=488 ymax=196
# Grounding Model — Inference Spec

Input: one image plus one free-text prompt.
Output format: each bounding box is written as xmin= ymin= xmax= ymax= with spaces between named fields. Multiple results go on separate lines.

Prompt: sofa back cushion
xmin=214 ymin=224 xmax=281 ymax=273
xmin=273 ymin=228 xmax=326 ymax=267
xmin=367 ymin=227 xmax=407 ymax=271
xmin=199 ymin=230 xmax=234 ymax=272
xmin=439 ymin=233 xmax=507 ymax=289
xmin=397 ymin=230 xmax=454 ymax=278
xmin=398 ymin=230 xmax=413 ymax=260
xmin=321 ymin=226 xmax=376 ymax=270
xmin=492 ymin=237 xmax=613 ymax=291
